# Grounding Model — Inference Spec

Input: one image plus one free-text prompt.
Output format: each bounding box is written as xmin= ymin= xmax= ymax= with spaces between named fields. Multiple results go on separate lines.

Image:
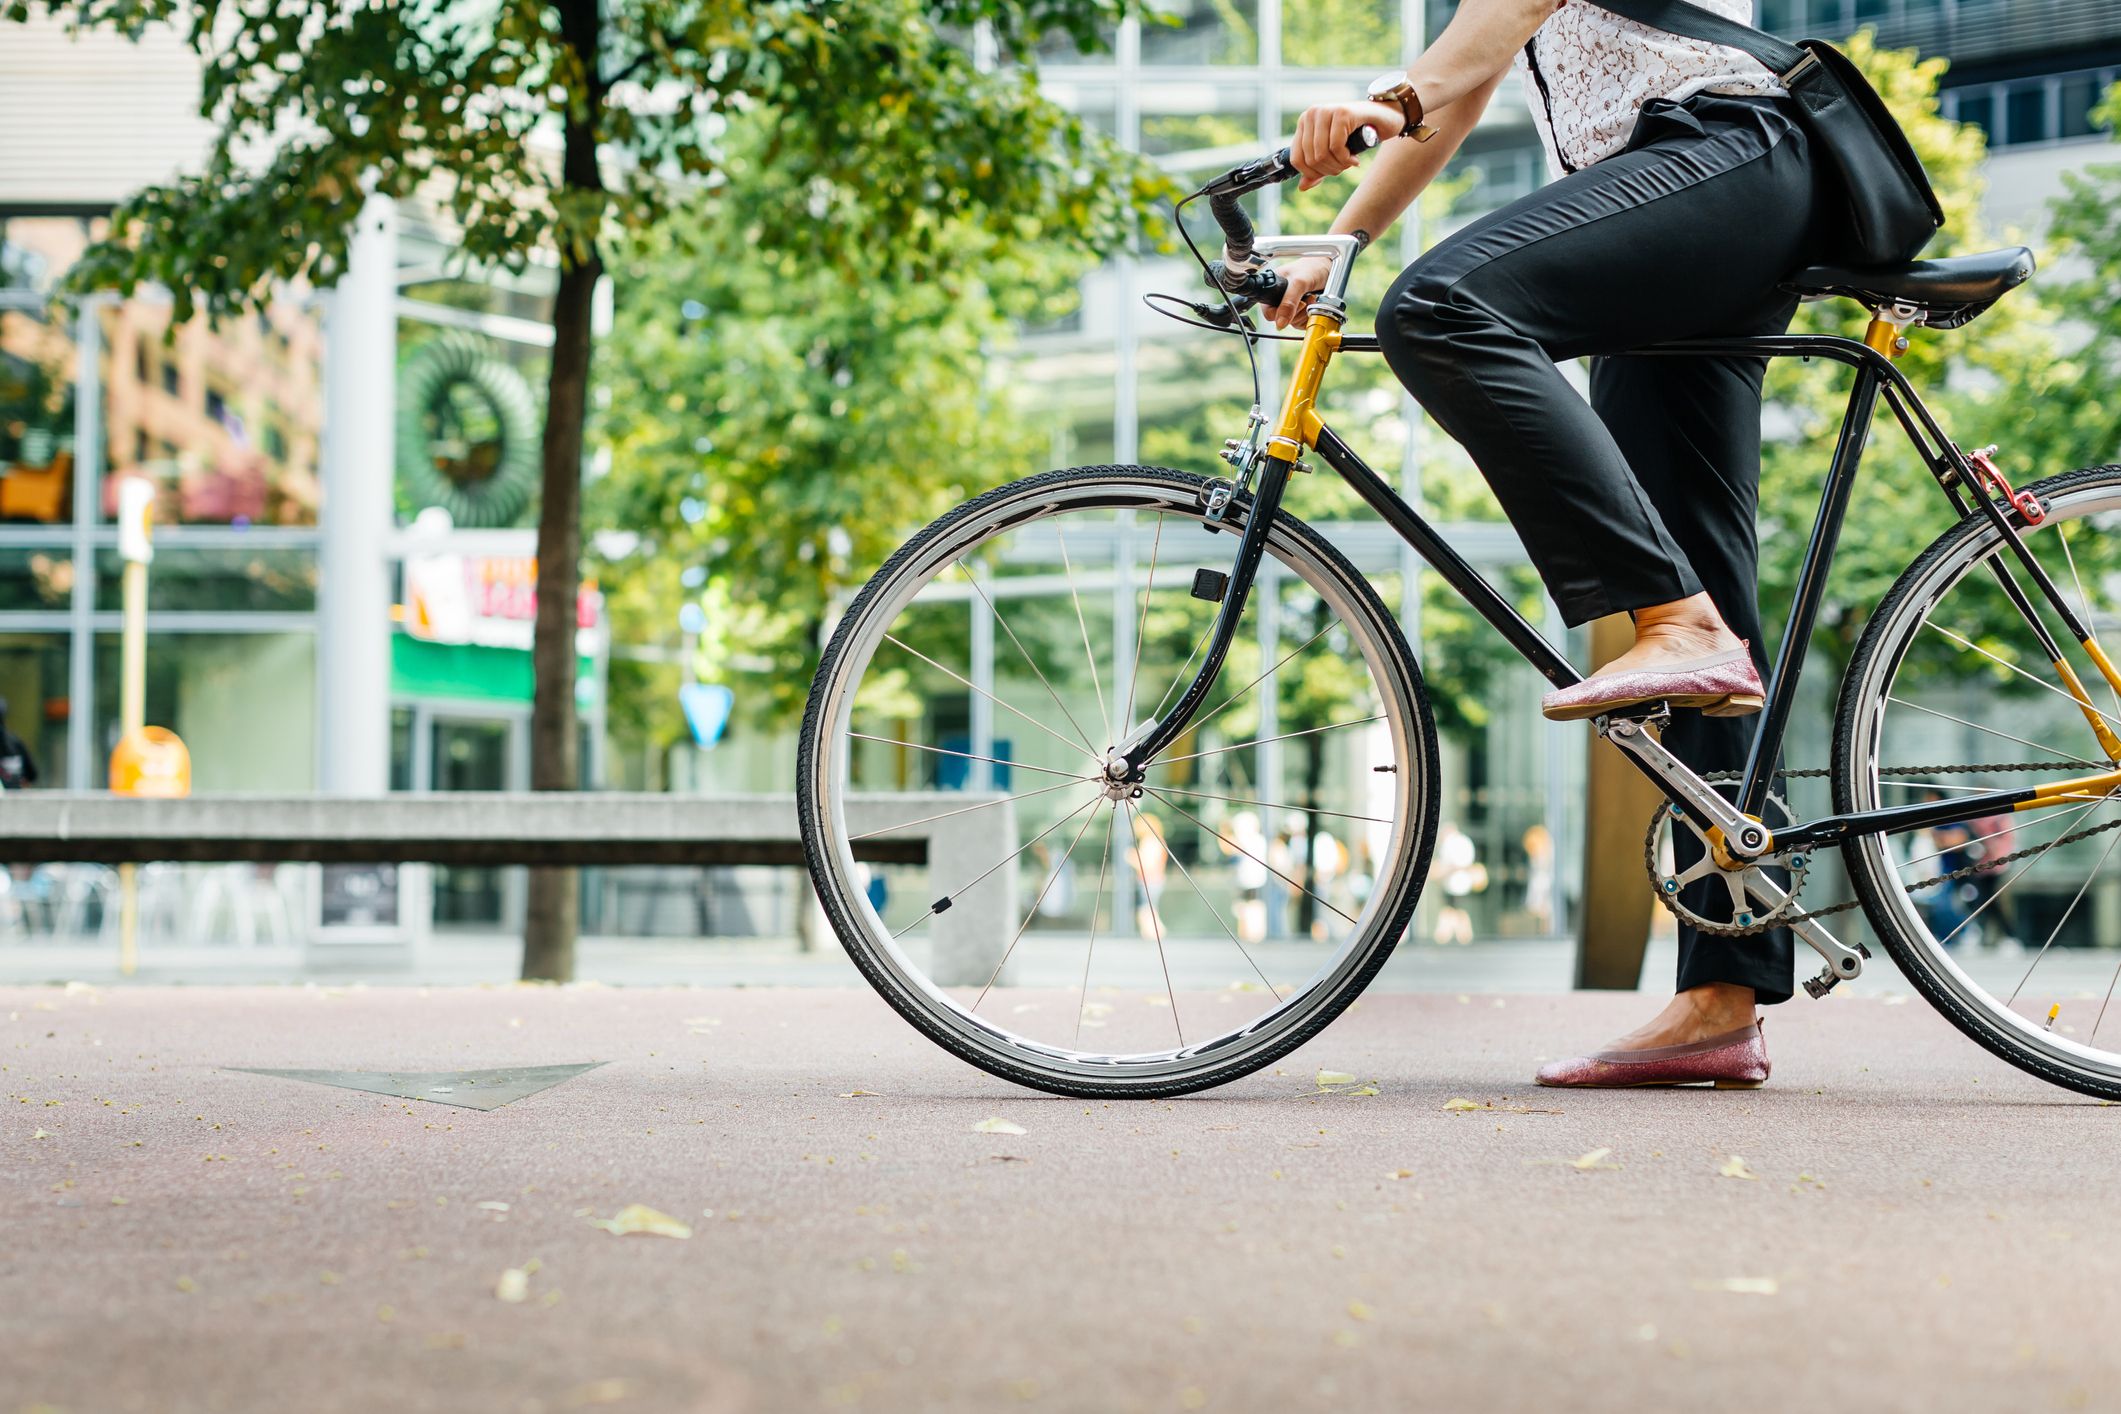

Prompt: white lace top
xmin=1513 ymin=0 xmax=1788 ymax=174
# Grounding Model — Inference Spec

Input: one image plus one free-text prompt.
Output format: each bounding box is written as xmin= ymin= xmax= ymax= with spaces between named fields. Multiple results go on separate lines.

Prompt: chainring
xmin=1642 ymin=787 xmax=1810 ymax=937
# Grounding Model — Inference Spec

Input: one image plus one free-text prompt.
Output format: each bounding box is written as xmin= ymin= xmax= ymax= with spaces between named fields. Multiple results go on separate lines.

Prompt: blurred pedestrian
xmin=0 ymin=698 xmax=38 ymax=791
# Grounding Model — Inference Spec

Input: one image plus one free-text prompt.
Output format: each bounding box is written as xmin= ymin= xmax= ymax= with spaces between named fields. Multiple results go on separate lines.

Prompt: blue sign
xmin=679 ymin=683 xmax=735 ymax=747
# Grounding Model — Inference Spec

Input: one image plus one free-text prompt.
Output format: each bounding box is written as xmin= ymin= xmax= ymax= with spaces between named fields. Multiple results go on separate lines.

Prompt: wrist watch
xmin=1366 ymin=72 xmax=1438 ymax=143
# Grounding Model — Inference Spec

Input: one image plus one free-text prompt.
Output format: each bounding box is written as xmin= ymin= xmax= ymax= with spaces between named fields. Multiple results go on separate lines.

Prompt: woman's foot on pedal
xmin=1540 ymin=593 xmax=1760 ymax=721
xmin=1539 ymin=645 xmax=1763 ymax=721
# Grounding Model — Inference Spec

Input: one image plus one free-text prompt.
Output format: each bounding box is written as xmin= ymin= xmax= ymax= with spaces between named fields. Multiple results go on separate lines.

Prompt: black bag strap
xmin=1579 ymin=0 xmax=1807 ymax=79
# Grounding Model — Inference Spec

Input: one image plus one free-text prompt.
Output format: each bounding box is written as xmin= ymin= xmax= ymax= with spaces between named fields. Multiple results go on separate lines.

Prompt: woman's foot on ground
xmin=1532 ymin=984 xmax=1768 ymax=1089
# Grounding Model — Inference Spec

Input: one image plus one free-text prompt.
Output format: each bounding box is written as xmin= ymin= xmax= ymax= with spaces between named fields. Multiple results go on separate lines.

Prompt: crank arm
xmin=1740 ymin=871 xmax=1867 ymax=993
xmin=1600 ymin=714 xmax=1771 ymax=856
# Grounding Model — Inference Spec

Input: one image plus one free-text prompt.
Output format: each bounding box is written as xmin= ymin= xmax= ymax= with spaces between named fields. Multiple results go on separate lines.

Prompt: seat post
xmin=1862 ymin=299 xmax=1922 ymax=359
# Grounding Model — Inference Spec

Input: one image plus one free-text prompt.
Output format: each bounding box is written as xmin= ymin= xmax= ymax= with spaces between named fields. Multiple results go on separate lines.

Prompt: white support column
xmin=318 ymin=194 xmax=398 ymax=797
xmin=66 ymin=297 xmax=103 ymax=791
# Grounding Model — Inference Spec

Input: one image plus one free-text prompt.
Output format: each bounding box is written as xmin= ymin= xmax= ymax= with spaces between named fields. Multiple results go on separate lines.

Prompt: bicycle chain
xmin=1649 ymin=762 xmax=2121 ymax=935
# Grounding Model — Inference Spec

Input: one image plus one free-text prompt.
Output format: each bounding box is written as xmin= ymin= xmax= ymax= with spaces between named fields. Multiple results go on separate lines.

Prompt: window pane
xmin=1954 ymin=90 xmax=1995 ymax=143
xmin=1135 ymin=320 xmax=1255 ymax=474
xmin=1140 ymin=0 xmax=1259 ymax=65
xmin=1004 ymin=338 xmax=1119 ymax=472
xmin=2059 ymin=74 xmax=2100 ymax=140
xmin=1285 ymin=0 xmax=1399 ymax=69
xmin=100 ymin=299 xmax=326 ymax=528
xmin=0 ymin=631 xmax=73 ymax=787
xmin=2005 ymin=84 xmax=2048 ymax=145
xmin=0 ymin=305 xmax=79 ymax=527
xmin=93 ymin=631 xmax=316 ymax=790
xmin=0 ymin=547 xmax=73 ymax=612
xmin=94 ymin=544 xmax=319 ymax=613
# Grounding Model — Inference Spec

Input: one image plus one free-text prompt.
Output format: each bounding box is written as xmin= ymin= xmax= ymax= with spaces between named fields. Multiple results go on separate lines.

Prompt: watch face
xmin=1366 ymin=73 xmax=1404 ymax=101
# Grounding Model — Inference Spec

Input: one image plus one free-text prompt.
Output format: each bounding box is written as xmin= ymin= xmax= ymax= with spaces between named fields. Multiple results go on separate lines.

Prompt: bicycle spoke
xmin=847 ymin=733 xmax=1096 ymax=783
xmin=1884 ymin=695 xmax=2100 ymax=768
xmin=1150 ymin=781 xmax=1395 ymax=827
xmin=1053 ymin=523 xmax=1114 ymax=749
xmin=1878 ymin=778 xmax=2027 ymax=795
xmin=1163 ymin=835 xmax=1278 ymax=996
xmin=1925 ymin=793 xmax=2108 ymax=949
xmin=1121 ymin=514 xmax=1164 ymax=735
xmin=1075 ymin=806 xmax=1118 ymax=1044
xmin=848 ymin=777 xmax=1097 ymax=842
xmin=972 ymin=801 xmax=1104 ymax=1014
xmin=1923 ymin=620 xmax=2121 ymax=735
xmin=1127 ymin=802 xmax=1185 ymax=1047
xmin=890 ymin=795 xmax=1101 ymax=941
xmin=1145 ymin=613 xmax=1220 ymax=727
xmin=1146 ymin=788 xmax=1359 ymax=927
xmin=883 ymin=633 xmax=1099 ymax=764
xmin=1191 ymin=619 xmax=1339 ymax=735
xmin=2009 ymin=826 xmax=2121 ymax=1006
xmin=1148 ymin=716 xmax=1387 ymax=769
xmin=2092 ymin=950 xmax=2121 ymax=1044
xmin=2055 ymin=519 xmax=2121 ymax=723
xmin=957 ymin=561 xmax=1099 ymax=756
xmin=1901 ymin=807 xmax=2086 ymax=873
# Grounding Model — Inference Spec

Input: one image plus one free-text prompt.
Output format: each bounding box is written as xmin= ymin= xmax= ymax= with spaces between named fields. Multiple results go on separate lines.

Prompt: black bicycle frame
xmin=1120 ymin=330 xmax=2111 ymax=853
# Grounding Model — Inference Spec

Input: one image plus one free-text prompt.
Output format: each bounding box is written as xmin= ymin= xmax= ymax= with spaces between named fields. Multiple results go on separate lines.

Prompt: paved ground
xmin=5 ymin=984 xmax=2117 ymax=1414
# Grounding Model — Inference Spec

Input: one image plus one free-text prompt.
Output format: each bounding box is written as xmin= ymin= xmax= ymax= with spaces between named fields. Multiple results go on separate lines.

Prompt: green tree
xmin=1750 ymin=35 xmax=2121 ymax=699
xmin=593 ymin=122 xmax=1109 ymax=749
xmin=9 ymin=0 xmax=1155 ymax=978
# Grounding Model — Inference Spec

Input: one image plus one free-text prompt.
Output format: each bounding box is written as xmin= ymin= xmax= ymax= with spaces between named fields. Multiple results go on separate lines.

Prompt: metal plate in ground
xmin=229 ymin=1062 xmax=605 ymax=1111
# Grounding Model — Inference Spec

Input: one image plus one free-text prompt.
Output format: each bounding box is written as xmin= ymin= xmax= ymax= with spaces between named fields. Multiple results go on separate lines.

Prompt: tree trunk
xmin=522 ymin=0 xmax=603 ymax=983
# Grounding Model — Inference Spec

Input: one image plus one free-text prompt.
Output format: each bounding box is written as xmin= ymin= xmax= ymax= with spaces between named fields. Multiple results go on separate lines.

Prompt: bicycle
xmin=797 ymin=126 xmax=2121 ymax=1100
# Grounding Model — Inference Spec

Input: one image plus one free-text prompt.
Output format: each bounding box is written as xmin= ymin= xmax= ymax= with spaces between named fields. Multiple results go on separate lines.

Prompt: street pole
xmin=116 ymin=476 xmax=153 ymax=976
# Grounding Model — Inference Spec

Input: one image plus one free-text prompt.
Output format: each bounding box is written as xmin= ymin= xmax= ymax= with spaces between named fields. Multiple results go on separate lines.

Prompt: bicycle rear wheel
xmin=1836 ymin=464 xmax=2121 ymax=1100
xmin=797 ymin=466 xmax=1439 ymax=1098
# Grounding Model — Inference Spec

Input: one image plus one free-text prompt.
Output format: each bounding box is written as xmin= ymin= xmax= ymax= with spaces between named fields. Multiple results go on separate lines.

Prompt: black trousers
xmin=1376 ymin=94 xmax=1828 ymax=1003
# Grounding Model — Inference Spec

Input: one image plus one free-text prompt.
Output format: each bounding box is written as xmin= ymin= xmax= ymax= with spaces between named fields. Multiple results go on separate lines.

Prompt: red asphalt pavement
xmin=3 ymin=983 xmax=2117 ymax=1414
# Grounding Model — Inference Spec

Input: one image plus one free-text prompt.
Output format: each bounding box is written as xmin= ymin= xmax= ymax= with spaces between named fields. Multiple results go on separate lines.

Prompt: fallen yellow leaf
xmin=1718 ymin=1155 xmax=1759 ymax=1181
xmin=495 ymin=1268 xmax=530 ymax=1303
xmin=589 ymin=1204 xmax=693 ymax=1239
xmin=1567 ymin=1147 xmax=1621 ymax=1171
xmin=1443 ymin=1098 xmax=1482 ymax=1112
xmin=972 ymin=1117 xmax=1027 ymax=1135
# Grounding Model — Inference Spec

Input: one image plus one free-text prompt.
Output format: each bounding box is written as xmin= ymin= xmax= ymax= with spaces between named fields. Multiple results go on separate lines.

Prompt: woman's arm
xmin=1289 ymin=0 xmax=1557 ymax=188
xmin=1267 ymin=72 xmax=1503 ymax=329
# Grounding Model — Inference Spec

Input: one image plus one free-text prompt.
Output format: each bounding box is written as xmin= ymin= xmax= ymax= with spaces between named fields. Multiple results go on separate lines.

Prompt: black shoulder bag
xmin=1586 ymin=0 xmax=1944 ymax=266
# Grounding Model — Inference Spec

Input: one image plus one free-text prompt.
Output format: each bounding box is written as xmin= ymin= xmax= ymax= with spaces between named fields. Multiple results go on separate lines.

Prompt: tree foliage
xmin=6 ymin=0 xmax=1162 ymax=977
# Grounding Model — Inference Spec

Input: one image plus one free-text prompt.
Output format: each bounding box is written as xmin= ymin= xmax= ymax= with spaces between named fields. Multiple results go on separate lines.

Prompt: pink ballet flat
xmin=1534 ymin=1020 xmax=1770 ymax=1089
xmin=1539 ymin=644 xmax=1763 ymax=722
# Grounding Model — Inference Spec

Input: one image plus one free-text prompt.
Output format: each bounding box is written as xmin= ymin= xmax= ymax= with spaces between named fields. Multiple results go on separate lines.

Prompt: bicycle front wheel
xmin=797 ymin=466 xmax=1440 ymax=1097
xmin=1836 ymin=463 xmax=2121 ymax=1100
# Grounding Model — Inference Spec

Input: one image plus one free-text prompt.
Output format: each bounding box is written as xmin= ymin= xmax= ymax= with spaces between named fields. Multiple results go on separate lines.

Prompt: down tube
xmin=1312 ymin=426 xmax=1583 ymax=690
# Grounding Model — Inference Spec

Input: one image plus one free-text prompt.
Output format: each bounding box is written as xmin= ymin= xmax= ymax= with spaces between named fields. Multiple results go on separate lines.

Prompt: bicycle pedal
xmin=1802 ymin=966 xmax=1840 ymax=1000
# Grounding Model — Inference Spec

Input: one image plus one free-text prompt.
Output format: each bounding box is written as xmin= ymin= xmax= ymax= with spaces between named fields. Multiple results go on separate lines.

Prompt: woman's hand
xmin=1291 ymin=100 xmax=1406 ymax=190
xmin=1267 ymin=255 xmax=1333 ymax=331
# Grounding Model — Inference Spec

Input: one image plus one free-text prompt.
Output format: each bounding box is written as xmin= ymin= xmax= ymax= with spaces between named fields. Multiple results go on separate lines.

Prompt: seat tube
xmin=1737 ymin=364 xmax=1881 ymax=818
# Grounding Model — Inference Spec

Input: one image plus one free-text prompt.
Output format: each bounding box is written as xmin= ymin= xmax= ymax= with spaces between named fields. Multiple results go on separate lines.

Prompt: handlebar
xmin=1201 ymin=126 xmax=1377 ymax=306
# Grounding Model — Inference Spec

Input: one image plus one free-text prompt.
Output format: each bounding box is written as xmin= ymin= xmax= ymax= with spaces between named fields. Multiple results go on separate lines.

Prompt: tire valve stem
xmin=2045 ymin=1003 xmax=2061 ymax=1032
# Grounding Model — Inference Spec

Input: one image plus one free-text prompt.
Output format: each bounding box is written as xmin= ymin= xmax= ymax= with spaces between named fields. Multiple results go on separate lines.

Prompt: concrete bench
xmin=0 ymin=792 xmax=1015 ymax=983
